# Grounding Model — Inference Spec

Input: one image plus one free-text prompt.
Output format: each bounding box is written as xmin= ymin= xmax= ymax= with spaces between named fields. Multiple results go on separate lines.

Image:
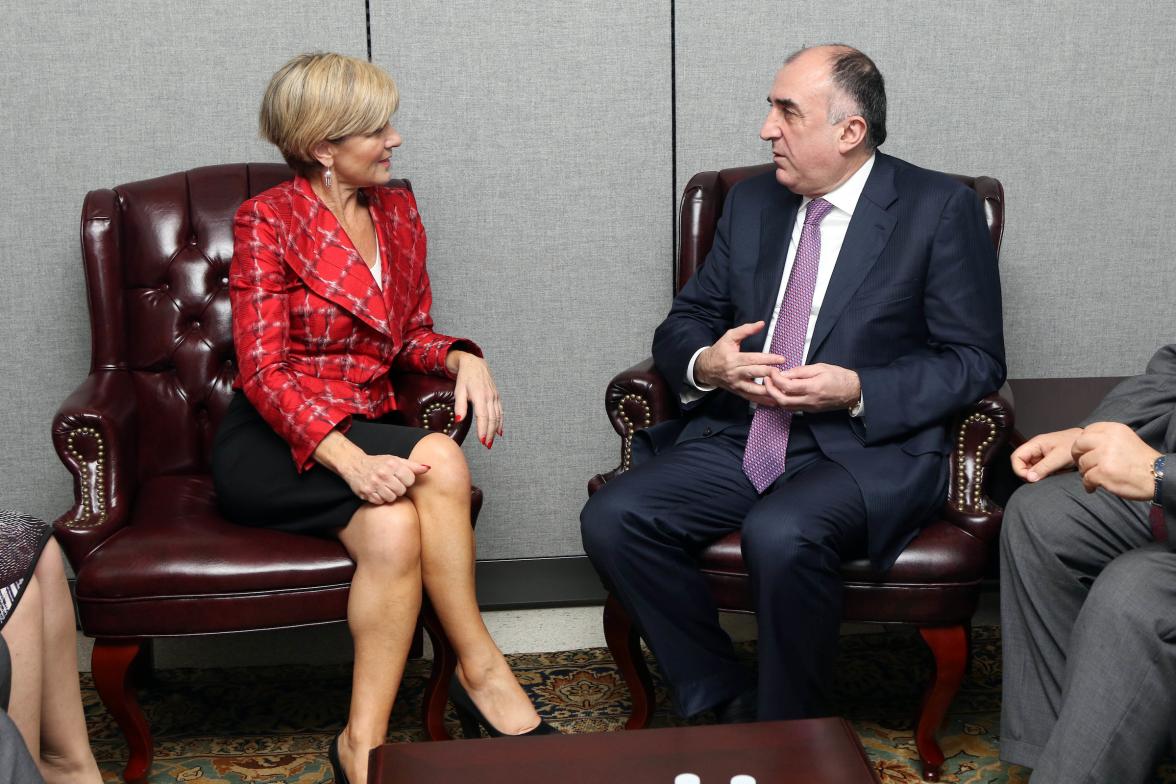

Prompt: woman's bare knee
xmin=33 ymin=537 xmax=66 ymax=585
xmin=2 ymin=573 xmax=42 ymax=646
xmin=339 ymin=500 xmax=422 ymax=573
xmin=33 ymin=540 xmax=71 ymax=623
xmin=410 ymin=433 xmax=470 ymax=493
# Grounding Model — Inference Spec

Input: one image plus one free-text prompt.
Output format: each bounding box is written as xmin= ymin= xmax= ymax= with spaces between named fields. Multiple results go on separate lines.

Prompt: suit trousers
xmin=1000 ymin=470 xmax=1176 ymax=784
xmin=580 ymin=415 xmax=867 ymax=720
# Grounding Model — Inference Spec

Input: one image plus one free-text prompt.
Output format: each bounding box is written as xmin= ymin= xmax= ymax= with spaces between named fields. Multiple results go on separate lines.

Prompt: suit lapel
xmin=805 ymin=155 xmax=898 ymax=361
xmin=288 ymin=178 xmax=392 ymax=337
xmin=754 ymin=189 xmax=802 ymax=323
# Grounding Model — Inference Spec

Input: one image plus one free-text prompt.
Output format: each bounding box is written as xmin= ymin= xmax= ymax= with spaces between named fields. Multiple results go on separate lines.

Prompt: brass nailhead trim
xmin=954 ymin=413 xmax=997 ymax=513
xmin=424 ymin=402 xmax=456 ymax=433
xmin=64 ymin=426 xmax=107 ymax=529
xmin=618 ymin=393 xmax=652 ymax=471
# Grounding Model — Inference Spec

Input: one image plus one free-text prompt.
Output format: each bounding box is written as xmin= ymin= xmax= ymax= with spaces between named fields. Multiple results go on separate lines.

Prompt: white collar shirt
xmin=684 ymin=153 xmax=875 ymax=407
xmin=760 ymin=153 xmax=875 ymax=361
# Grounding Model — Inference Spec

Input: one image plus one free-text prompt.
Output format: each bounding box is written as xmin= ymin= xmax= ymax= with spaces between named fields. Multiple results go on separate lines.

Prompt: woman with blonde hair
xmin=212 ymin=52 xmax=554 ymax=784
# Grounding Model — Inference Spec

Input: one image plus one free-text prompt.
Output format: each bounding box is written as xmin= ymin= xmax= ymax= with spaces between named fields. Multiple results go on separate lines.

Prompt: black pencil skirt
xmin=212 ymin=390 xmax=431 ymax=533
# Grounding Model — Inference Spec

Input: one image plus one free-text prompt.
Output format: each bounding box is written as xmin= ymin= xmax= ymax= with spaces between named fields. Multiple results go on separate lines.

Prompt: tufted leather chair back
xmin=676 ymin=163 xmax=1005 ymax=293
xmin=79 ymin=164 xmax=294 ymax=481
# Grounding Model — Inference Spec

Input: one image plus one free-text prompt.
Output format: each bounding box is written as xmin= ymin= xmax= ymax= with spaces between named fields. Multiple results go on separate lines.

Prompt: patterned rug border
xmin=79 ymin=625 xmax=1109 ymax=783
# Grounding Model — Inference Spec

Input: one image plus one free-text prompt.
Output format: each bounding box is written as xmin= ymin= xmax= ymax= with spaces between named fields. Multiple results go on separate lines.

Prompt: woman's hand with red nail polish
xmin=449 ymin=350 xmax=503 ymax=449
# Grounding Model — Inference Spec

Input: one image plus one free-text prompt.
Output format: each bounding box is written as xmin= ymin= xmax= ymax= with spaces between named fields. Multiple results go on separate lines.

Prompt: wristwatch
xmin=1150 ymin=455 xmax=1170 ymax=544
xmin=1152 ymin=455 xmax=1166 ymax=507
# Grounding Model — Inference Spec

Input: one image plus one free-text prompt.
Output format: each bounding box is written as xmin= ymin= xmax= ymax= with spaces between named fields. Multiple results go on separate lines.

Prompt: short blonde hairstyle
xmin=259 ymin=52 xmax=400 ymax=176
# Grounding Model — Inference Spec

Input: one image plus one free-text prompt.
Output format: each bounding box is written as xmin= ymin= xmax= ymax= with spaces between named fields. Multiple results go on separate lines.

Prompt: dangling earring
xmin=323 ymin=167 xmax=334 ymax=189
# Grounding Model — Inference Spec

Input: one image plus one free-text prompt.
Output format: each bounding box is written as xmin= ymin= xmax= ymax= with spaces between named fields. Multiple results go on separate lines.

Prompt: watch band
xmin=1152 ymin=455 xmax=1166 ymax=505
xmin=1151 ymin=455 xmax=1168 ymax=543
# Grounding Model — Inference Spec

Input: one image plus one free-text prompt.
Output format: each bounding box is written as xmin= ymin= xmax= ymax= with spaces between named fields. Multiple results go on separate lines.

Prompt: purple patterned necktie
xmin=742 ymin=197 xmax=834 ymax=493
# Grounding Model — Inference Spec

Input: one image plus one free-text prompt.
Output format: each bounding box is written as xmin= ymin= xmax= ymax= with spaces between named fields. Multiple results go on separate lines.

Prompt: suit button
xmin=703 ymin=427 xmax=713 ymax=436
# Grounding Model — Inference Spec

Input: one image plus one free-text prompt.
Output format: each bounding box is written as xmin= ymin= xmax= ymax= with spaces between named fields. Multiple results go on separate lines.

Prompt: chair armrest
xmin=51 ymin=370 xmax=140 ymax=568
xmin=943 ymin=392 xmax=1015 ymax=545
xmin=392 ymin=372 xmax=474 ymax=444
xmin=588 ymin=357 xmax=679 ymax=494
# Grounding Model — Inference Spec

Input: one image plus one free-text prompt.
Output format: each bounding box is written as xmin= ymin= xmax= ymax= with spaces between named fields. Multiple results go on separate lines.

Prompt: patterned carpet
xmin=82 ymin=626 xmax=1169 ymax=783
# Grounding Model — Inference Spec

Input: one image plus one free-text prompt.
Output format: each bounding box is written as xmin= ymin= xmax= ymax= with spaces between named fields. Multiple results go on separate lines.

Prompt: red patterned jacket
xmin=230 ymin=176 xmax=480 ymax=471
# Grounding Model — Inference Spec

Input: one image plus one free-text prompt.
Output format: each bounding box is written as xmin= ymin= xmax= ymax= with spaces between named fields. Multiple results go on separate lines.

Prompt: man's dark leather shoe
xmin=714 ymin=688 xmax=758 ymax=724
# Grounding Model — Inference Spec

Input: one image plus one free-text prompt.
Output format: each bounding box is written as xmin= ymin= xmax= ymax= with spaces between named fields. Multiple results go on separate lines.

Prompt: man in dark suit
xmin=580 ymin=44 xmax=1005 ymax=723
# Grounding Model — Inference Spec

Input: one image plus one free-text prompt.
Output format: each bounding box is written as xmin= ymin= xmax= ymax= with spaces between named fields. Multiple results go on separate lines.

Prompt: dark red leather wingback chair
xmin=588 ymin=164 xmax=1012 ymax=782
xmin=52 ymin=163 xmax=476 ymax=783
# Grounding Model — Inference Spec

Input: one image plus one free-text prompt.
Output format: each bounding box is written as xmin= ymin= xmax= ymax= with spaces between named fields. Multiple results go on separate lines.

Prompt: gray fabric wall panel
xmin=10 ymin=0 xmax=1165 ymax=568
xmin=0 ymin=2 xmax=365 ymax=523
xmin=370 ymin=1 xmax=673 ymax=558
xmin=675 ymin=0 xmax=1176 ymax=379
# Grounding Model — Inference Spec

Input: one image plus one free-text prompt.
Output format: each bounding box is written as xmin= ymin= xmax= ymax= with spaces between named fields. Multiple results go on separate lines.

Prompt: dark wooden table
xmin=369 ymin=717 xmax=879 ymax=783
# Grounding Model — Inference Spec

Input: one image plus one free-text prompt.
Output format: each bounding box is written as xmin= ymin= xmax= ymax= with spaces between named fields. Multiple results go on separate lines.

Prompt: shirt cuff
xmin=849 ymin=391 xmax=865 ymax=418
xmin=682 ymin=346 xmax=717 ymax=404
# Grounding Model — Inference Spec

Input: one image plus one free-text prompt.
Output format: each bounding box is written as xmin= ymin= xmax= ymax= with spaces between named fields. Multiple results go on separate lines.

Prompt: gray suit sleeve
xmin=1161 ymin=455 xmax=1176 ymax=534
xmin=1081 ymin=344 xmax=1176 ymax=448
xmin=1083 ymin=345 xmax=1176 ymax=543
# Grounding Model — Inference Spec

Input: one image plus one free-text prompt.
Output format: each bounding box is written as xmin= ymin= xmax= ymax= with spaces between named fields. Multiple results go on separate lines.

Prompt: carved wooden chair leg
xmin=420 ymin=602 xmax=455 ymax=740
xmin=914 ymin=625 xmax=968 ymax=782
xmin=91 ymin=638 xmax=153 ymax=784
xmin=603 ymin=593 xmax=655 ymax=729
xmin=964 ymin=622 xmax=974 ymax=676
xmin=129 ymin=638 xmax=154 ymax=688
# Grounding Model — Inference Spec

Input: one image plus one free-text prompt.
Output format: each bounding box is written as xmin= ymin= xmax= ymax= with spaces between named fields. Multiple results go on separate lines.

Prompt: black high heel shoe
xmin=328 ymin=732 xmax=350 ymax=784
xmin=449 ymin=679 xmax=560 ymax=738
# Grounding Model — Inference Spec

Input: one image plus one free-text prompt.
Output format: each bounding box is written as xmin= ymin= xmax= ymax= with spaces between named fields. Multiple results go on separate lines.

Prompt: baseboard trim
xmin=475 ymin=556 xmax=606 ymax=609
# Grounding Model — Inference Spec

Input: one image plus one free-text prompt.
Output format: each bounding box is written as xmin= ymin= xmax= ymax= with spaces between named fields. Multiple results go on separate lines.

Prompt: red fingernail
xmin=455 ymin=414 xmax=463 ymax=422
xmin=421 ymin=464 xmax=431 ymax=469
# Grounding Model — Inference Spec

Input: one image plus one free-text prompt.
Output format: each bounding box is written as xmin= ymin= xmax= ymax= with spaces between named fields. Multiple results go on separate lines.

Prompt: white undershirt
xmin=370 ymin=240 xmax=383 ymax=290
xmin=683 ymin=154 xmax=875 ymax=413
